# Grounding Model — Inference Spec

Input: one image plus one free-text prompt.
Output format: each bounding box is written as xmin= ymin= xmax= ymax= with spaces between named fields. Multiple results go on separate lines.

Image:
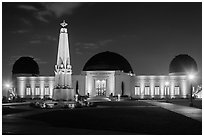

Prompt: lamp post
xmin=118 ymin=94 xmax=121 ymax=101
xmin=188 ymin=74 xmax=195 ymax=107
xmin=4 ymin=82 xmax=11 ymax=100
xmin=75 ymin=94 xmax=78 ymax=102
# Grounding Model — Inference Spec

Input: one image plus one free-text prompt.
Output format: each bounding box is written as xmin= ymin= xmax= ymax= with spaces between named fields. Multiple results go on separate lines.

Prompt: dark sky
xmin=2 ymin=2 xmax=202 ymax=84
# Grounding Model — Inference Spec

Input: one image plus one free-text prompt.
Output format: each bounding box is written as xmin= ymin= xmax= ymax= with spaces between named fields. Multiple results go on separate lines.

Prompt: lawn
xmin=2 ymin=106 xmax=32 ymax=115
xmin=25 ymin=101 xmax=201 ymax=135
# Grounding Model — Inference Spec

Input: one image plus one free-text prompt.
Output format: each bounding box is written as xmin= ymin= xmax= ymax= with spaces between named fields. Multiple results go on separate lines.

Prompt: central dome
xmin=83 ymin=51 xmax=133 ymax=73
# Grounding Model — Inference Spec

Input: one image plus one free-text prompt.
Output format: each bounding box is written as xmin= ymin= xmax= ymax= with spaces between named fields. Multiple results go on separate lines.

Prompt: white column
xmin=40 ymin=80 xmax=45 ymax=99
xmin=49 ymin=80 xmax=54 ymax=98
xmin=150 ymin=79 xmax=155 ymax=98
xmin=17 ymin=78 xmax=26 ymax=98
xmin=30 ymin=80 xmax=35 ymax=98
xmin=140 ymin=79 xmax=145 ymax=99
xmin=160 ymin=78 xmax=165 ymax=98
xmin=170 ymin=78 xmax=175 ymax=98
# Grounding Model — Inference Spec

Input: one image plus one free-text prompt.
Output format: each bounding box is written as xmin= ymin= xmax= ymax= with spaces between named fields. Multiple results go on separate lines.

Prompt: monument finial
xmin=60 ymin=20 xmax=68 ymax=27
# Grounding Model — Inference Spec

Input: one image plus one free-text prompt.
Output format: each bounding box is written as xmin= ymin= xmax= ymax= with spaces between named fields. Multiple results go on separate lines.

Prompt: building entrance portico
xmin=85 ymin=71 xmax=115 ymax=97
xmin=95 ymin=79 xmax=106 ymax=96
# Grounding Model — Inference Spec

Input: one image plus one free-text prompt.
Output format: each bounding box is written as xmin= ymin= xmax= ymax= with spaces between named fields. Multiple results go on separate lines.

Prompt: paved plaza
xmin=144 ymin=100 xmax=202 ymax=122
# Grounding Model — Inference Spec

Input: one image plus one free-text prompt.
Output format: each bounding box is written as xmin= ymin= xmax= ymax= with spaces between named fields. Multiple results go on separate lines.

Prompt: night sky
xmin=2 ymin=2 xmax=202 ymax=84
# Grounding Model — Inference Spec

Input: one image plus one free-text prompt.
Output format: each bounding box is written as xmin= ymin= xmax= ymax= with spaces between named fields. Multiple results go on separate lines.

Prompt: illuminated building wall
xmin=16 ymin=75 xmax=85 ymax=98
xmin=15 ymin=73 xmax=191 ymax=99
xmin=15 ymin=72 xmax=191 ymax=99
xmin=16 ymin=77 xmax=26 ymax=98
xmin=115 ymin=71 xmax=135 ymax=96
xmin=16 ymin=76 xmax=55 ymax=98
xmin=134 ymin=75 xmax=190 ymax=98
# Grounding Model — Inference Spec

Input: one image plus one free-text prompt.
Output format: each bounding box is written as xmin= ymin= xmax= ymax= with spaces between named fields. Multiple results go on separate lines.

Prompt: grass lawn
xmin=25 ymin=101 xmax=201 ymax=135
xmin=2 ymin=106 xmax=32 ymax=115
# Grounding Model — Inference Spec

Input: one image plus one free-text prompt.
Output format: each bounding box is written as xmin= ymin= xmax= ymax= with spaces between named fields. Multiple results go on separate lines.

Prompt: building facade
xmin=12 ymin=21 xmax=197 ymax=100
xmin=14 ymin=72 xmax=191 ymax=99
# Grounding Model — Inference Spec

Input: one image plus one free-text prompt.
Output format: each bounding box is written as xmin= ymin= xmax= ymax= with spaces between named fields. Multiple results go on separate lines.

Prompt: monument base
xmin=53 ymin=88 xmax=75 ymax=101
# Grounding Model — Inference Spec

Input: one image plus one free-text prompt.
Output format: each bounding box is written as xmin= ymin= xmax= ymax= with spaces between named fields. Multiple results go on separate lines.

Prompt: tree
xmin=76 ymin=81 xmax=79 ymax=94
xmin=121 ymin=82 xmax=124 ymax=95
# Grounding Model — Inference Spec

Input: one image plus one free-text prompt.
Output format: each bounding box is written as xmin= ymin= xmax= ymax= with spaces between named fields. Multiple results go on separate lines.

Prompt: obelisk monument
xmin=53 ymin=20 xmax=75 ymax=101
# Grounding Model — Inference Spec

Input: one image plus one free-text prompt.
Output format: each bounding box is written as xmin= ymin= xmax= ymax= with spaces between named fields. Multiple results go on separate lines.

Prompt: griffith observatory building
xmin=11 ymin=21 xmax=198 ymax=100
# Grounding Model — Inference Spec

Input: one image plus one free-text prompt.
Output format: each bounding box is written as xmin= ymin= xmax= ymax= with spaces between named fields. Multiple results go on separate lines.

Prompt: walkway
xmin=2 ymin=102 xmax=30 ymax=106
xmin=144 ymin=100 xmax=202 ymax=122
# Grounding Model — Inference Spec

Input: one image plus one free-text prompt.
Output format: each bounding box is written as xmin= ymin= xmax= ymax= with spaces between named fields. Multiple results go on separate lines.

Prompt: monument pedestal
xmin=53 ymin=88 xmax=75 ymax=101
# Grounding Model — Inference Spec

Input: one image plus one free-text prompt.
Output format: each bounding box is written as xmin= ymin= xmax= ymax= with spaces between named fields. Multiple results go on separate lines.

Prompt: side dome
xmin=12 ymin=56 xmax=40 ymax=75
xmin=169 ymin=54 xmax=198 ymax=74
xmin=83 ymin=51 xmax=133 ymax=73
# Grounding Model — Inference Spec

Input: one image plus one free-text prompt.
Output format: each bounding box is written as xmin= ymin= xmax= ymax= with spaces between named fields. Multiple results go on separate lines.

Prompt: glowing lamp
xmin=5 ymin=83 xmax=11 ymax=88
xmin=188 ymin=73 xmax=195 ymax=107
xmin=188 ymin=74 xmax=195 ymax=80
xmin=165 ymin=81 xmax=169 ymax=86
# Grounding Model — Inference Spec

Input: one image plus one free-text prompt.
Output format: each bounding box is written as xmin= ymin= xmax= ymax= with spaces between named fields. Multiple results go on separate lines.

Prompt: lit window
xmin=45 ymin=87 xmax=50 ymax=95
xmin=35 ymin=87 xmax=40 ymax=95
xmin=144 ymin=86 xmax=150 ymax=95
xmin=174 ymin=86 xmax=180 ymax=95
xmin=165 ymin=86 xmax=170 ymax=95
xmin=135 ymin=86 xmax=140 ymax=95
xmin=26 ymin=87 xmax=31 ymax=95
xmin=154 ymin=86 xmax=160 ymax=95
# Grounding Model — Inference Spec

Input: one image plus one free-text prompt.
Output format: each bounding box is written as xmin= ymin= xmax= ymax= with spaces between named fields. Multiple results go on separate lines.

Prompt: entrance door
xmin=95 ymin=80 xmax=106 ymax=96
xmin=165 ymin=86 xmax=170 ymax=96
